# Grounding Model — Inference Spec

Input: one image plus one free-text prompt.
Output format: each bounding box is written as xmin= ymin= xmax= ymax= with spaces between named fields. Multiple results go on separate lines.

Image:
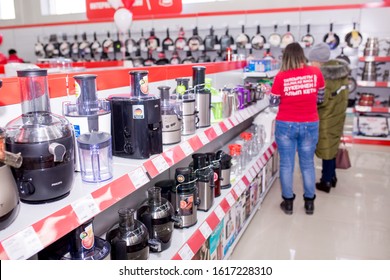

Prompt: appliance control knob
xmin=49 ymin=143 xmax=66 ymax=162
xmin=19 ymin=180 xmax=35 ymax=196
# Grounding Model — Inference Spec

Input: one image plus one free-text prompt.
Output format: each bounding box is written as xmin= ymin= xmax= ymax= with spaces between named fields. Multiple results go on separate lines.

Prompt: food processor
xmin=63 ymin=74 xmax=111 ymax=171
xmin=137 ymin=187 xmax=175 ymax=253
xmin=109 ymin=71 xmax=163 ymax=159
xmin=5 ymin=69 xmax=74 ymax=204
xmin=159 ymin=86 xmax=182 ymax=145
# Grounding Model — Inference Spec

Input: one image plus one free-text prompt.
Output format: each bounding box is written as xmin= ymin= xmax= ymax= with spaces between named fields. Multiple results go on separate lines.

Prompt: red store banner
xmin=86 ymin=0 xmax=182 ymax=19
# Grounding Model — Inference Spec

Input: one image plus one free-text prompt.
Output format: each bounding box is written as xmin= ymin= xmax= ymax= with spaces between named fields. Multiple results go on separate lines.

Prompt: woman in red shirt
xmin=270 ymin=42 xmax=325 ymax=215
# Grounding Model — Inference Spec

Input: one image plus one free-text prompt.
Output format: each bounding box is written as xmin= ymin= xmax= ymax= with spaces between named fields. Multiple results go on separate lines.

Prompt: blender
xmin=109 ymin=71 xmax=163 ymax=159
xmin=159 ymin=86 xmax=182 ymax=145
xmin=193 ymin=66 xmax=211 ymax=128
xmin=5 ymin=69 xmax=74 ymax=204
xmin=63 ymin=74 xmax=111 ymax=171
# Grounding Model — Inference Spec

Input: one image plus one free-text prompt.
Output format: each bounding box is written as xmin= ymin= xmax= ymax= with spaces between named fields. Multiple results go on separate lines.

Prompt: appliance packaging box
xmin=235 ymin=192 xmax=246 ymax=233
xmin=209 ymin=221 xmax=223 ymax=260
xmin=250 ymin=179 xmax=259 ymax=210
xmin=222 ymin=206 xmax=237 ymax=257
xmin=192 ymin=239 xmax=211 ymax=260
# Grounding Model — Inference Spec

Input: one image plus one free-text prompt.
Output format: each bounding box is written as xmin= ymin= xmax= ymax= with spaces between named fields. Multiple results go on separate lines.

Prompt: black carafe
xmin=106 ymin=208 xmax=149 ymax=260
xmin=171 ymin=167 xmax=198 ymax=228
xmin=159 ymin=86 xmax=182 ymax=145
xmin=71 ymin=34 xmax=80 ymax=61
xmin=38 ymin=218 xmax=110 ymax=260
xmin=109 ymin=70 xmax=163 ymax=159
xmin=204 ymin=26 xmax=219 ymax=51
xmin=146 ymin=28 xmax=160 ymax=51
xmin=192 ymin=153 xmax=214 ymax=211
xmin=79 ymin=32 xmax=92 ymax=61
xmin=90 ymin=32 xmax=103 ymax=61
xmin=174 ymin=27 xmax=187 ymax=51
xmin=137 ymin=187 xmax=175 ymax=252
xmin=59 ymin=33 xmax=71 ymax=58
xmin=216 ymin=150 xmax=232 ymax=189
xmin=193 ymin=66 xmax=211 ymax=128
xmin=188 ymin=27 xmax=203 ymax=52
xmin=162 ymin=28 xmax=174 ymax=51
xmin=206 ymin=152 xmax=222 ymax=197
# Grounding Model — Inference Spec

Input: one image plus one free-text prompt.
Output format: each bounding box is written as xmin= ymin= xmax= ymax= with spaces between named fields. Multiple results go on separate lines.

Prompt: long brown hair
xmin=280 ymin=42 xmax=307 ymax=72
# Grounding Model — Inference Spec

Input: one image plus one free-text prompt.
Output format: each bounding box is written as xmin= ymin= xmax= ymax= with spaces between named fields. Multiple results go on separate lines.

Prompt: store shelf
xmin=0 ymin=99 xmax=270 ymax=260
xmin=358 ymin=56 xmax=390 ymax=62
xmin=356 ymin=81 xmax=390 ymax=88
xmin=343 ymin=134 xmax=390 ymax=146
xmin=354 ymin=105 xmax=390 ymax=113
xmin=150 ymin=141 xmax=277 ymax=260
xmin=242 ymin=70 xmax=278 ymax=79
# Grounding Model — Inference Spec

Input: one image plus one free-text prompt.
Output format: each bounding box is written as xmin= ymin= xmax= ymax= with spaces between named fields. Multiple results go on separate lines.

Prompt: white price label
xmin=239 ymin=180 xmax=247 ymax=192
xmin=152 ymin=155 xmax=170 ymax=173
xmin=71 ymin=194 xmax=100 ymax=223
xmin=180 ymin=141 xmax=194 ymax=156
xmin=365 ymin=56 xmax=375 ymax=62
xmin=246 ymin=172 xmax=253 ymax=182
xmin=2 ymin=227 xmax=44 ymax=260
xmin=250 ymin=167 xmax=257 ymax=178
xmin=231 ymin=44 xmax=237 ymax=50
xmin=198 ymin=132 xmax=210 ymax=145
xmin=214 ymin=124 xmax=223 ymax=136
xmin=183 ymin=46 xmax=190 ymax=51
xmin=178 ymin=243 xmax=195 ymax=260
xmin=245 ymin=43 xmax=252 ymax=49
xmin=224 ymin=119 xmax=233 ymax=130
xmin=157 ymin=47 xmax=162 ymax=52
xmin=242 ymin=109 xmax=250 ymax=119
xmin=129 ymin=167 xmax=150 ymax=189
xmin=214 ymin=44 xmax=221 ymax=50
xmin=237 ymin=112 xmax=244 ymax=122
xmin=388 ymin=82 xmax=390 ymax=88
xmin=230 ymin=116 xmax=239 ymax=126
xmin=254 ymin=164 xmax=260 ymax=174
xmin=199 ymin=222 xmax=213 ymax=240
xmin=226 ymin=193 xmax=236 ymax=207
xmin=355 ymin=105 xmax=371 ymax=112
xmin=199 ymin=45 xmax=205 ymax=51
xmin=214 ymin=205 xmax=225 ymax=221
xmin=168 ymin=46 xmax=175 ymax=51
xmin=233 ymin=184 xmax=243 ymax=197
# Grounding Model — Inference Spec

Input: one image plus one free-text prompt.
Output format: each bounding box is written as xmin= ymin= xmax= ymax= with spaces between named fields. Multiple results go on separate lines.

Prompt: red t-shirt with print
xmin=271 ymin=65 xmax=325 ymax=122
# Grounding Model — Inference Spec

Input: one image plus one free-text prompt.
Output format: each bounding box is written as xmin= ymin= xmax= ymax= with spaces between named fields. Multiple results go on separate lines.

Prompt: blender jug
xmin=77 ymin=131 xmax=113 ymax=183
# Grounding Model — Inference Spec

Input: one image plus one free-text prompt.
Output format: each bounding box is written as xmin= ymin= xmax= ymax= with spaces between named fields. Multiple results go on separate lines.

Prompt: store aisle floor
xmin=230 ymin=144 xmax=390 ymax=260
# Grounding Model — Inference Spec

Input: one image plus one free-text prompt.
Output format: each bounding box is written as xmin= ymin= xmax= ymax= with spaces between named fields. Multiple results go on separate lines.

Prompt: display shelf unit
xmin=153 ymin=142 xmax=277 ymax=260
xmin=356 ymin=81 xmax=390 ymax=88
xmin=354 ymin=105 xmax=390 ymax=113
xmin=0 ymin=99 xmax=270 ymax=260
xmin=242 ymin=70 xmax=278 ymax=79
xmin=358 ymin=56 xmax=390 ymax=62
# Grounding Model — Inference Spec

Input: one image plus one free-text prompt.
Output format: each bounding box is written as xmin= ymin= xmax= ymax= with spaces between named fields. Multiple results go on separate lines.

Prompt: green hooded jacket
xmin=316 ymin=59 xmax=350 ymax=160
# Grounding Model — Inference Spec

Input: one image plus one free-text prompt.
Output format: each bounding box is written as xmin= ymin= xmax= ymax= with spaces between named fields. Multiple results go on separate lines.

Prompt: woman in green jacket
xmin=308 ymin=43 xmax=350 ymax=193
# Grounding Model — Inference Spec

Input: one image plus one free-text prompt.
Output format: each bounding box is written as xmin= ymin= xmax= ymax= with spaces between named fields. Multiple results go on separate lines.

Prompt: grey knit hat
xmin=308 ymin=43 xmax=331 ymax=62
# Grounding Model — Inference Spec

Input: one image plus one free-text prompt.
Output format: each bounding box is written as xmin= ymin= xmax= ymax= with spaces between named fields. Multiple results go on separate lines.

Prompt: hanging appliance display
xmin=38 ymin=218 xmax=110 ymax=260
xmin=192 ymin=153 xmax=214 ymax=212
xmin=106 ymin=208 xmax=149 ymax=260
xmin=159 ymin=86 xmax=182 ymax=145
xmin=0 ymin=127 xmax=21 ymax=231
xmin=137 ymin=187 xmax=175 ymax=253
xmin=63 ymin=74 xmax=111 ymax=171
xmin=176 ymin=78 xmax=197 ymax=136
xmin=5 ymin=69 xmax=74 ymax=204
xmin=193 ymin=66 xmax=211 ymax=128
xmin=172 ymin=167 xmax=199 ymax=228
xmin=109 ymin=71 xmax=163 ymax=159
xmin=77 ymin=131 xmax=113 ymax=183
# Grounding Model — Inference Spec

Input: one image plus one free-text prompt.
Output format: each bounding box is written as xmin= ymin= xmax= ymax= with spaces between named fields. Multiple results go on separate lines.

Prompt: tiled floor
xmin=230 ymin=144 xmax=390 ymax=260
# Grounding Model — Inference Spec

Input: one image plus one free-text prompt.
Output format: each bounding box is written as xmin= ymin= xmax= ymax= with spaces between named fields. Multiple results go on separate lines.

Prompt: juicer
xmin=193 ymin=66 xmax=211 ymax=128
xmin=159 ymin=86 xmax=182 ymax=145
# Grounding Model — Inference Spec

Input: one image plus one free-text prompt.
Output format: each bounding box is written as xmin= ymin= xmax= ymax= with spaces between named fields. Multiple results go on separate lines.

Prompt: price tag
xmin=214 ymin=205 xmax=225 ymax=221
xmin=199 ymin=222 xmax=213 ymax=240
xmin=198 ymin=132 xmax=210 ymax=145
xmin=178 ymin=243 xmax=195 ymax=260
xmin=151 ymin=155 xmax=170 ymax=174
xmin=71 ymin=194 xmax=100 ymax=223
xmin=129 ymin=167 xmax=149 ymax=189
xmin=224 ymin=119 xmax=233 ymax=130
xmin=230 ymin=116 xmax=239 ymax=126
xmin=365 ymin=56 xmax=375 ymax=62
xmin=226 ymin=193 xmax=236 ymax=207
xmin=233 ymin=184 xmax=243 ymax=197
xmin=168 ymin=46 xmax=175 ymax=51
xmin=237 ymin=112 xmax=244 ymax=122
xmin=254 ymin=163 xmax=260 ymax=174
xmin=245 ymin=43 xmax=252 ymax=49
xmin=239 ymin=180 xmax=247 ymax=192
xmin=157 ymin=47 xmax=162 ymax=52
xmin=214 ymin=44 xmax=221 ymax=50
xmin=2 ymin=227 xmax=44 ymax=260
xmin=199 ymin=45 xmax=205 ymax=51
xmin=230 ymin=44 xmax=237 ymax=50
xmin=242 ymin=109 xmax=250 ymax=119
xmin=183 ymin=46 xmax=190 ymax=51
xmin=355 ymin=105 xmax=371 ymax=112
xmin=214 ymin=124 xmax=223 ymax=136
xmin=180 ymin=141 xmax=194 ymax=156
xmin=250 ymin=167 xmax=257 ymax=179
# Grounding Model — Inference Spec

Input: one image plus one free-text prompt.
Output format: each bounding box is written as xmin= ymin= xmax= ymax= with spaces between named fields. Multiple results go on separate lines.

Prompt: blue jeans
xmin=275 ymin=120 xmax=319 ymax=199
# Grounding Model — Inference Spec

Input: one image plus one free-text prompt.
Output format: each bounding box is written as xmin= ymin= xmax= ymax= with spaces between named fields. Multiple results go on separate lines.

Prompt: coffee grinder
xmin=193 ymin=66 xmax=211 ymax=128
xmin=5 ymin=69 xmax=74 ymax=204
xmin=63 ymin=74 xmax=111 ymax=171
xmin=109 ymin=71 xmax=163 ymax=159
xmin=192 ymin=153 xmax=214 ymax=212
xmin=176 ymin=78 xmax=197 ymax=136
xmin=159 ymin=86 xmax=182 ymax=145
